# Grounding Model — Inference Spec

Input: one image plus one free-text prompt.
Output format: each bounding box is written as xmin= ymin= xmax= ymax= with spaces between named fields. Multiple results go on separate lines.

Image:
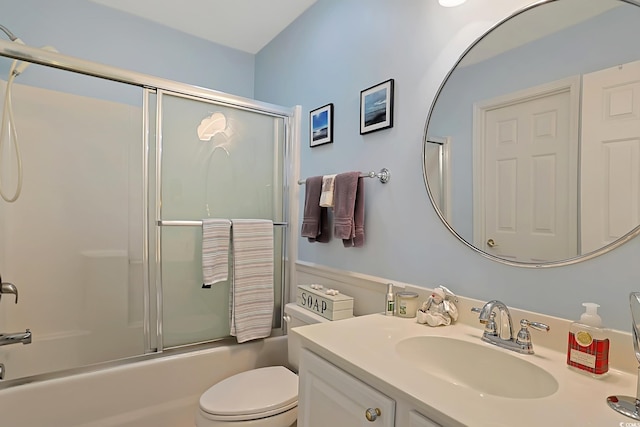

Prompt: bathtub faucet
xmin=0 ymin=329 xmax=31 ymax=346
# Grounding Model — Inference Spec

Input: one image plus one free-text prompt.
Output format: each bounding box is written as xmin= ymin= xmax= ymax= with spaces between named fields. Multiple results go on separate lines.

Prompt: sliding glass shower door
xmin=156 ymin=92 xmax=286 ymax=348
xmin=0 ymin=48 xmax=293 ymax=383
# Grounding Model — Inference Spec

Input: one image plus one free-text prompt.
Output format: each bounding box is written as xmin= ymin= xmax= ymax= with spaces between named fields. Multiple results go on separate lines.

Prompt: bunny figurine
xmin=417 ymin=285 xmax=459 ymax=326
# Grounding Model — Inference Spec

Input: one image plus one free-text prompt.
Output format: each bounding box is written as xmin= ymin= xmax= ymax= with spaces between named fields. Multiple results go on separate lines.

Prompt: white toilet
xmin=195 ymin=303 xmax=329 ymax=427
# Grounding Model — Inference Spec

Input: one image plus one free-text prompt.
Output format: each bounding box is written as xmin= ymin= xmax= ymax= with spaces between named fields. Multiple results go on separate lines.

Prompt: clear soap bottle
xmin=566 ymin=303 xmax=609 ymax=377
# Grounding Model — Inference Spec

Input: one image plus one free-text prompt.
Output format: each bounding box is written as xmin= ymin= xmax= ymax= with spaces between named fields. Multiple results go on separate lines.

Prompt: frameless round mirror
xmin=424 ymin=0 xmax=640 ymax=267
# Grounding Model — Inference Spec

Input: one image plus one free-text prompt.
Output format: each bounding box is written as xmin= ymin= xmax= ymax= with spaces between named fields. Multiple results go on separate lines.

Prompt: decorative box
xmin=296 ymin=285 xmax=354 ymax=321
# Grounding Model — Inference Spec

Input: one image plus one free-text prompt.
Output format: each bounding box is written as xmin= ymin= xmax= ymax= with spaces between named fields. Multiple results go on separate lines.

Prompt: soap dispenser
xmin=567 ymin=303 xmax=609 ymax=376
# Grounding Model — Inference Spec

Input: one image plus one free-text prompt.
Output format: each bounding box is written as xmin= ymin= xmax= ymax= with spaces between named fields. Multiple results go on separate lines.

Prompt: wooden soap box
xmin=296 ymin=285 xmax=354 ymax=321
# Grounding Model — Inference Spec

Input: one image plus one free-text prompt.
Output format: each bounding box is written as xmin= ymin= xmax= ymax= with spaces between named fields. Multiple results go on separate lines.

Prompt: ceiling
xmin=89 ymin=0 xmax=317 ymax=54
xmin=461 ymin=0 xmax=620 ymax=66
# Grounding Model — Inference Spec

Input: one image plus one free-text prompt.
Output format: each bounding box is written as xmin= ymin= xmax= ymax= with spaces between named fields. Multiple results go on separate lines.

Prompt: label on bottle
xmin=569 ymin=348 xmax=596 ymax=368
xmin=567 ymin=331 xmax=609 ymax=374
xmin=575 ymin=331 xmax=593 ymax=346
xmin=387 ymin=300 xmax=395 ymax=313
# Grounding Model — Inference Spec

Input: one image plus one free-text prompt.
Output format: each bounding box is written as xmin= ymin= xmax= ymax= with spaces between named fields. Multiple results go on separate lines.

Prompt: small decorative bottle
xmin=567 ymin=303 xmax=609 ymax=377
xmin=385 ymin=283 xmax=395 ymax=316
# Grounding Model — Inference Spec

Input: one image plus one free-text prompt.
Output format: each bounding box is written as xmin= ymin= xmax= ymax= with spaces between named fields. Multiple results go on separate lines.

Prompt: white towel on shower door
xmin=229 ymin=219 xmax=274 ymax=343
xmin=202 ymin=219 xmax=232 ymax=287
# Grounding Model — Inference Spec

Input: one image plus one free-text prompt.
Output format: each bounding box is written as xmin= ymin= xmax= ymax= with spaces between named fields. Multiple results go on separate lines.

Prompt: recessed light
xmin=439 ymin=0 xmax=467 ymax=7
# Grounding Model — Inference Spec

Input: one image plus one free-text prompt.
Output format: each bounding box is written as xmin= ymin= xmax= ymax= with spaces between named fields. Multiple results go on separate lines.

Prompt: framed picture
xmin=309 ymin=103 xmax=333 ymax=147
xmin=360 ymin=79 xmax=394 ymax=135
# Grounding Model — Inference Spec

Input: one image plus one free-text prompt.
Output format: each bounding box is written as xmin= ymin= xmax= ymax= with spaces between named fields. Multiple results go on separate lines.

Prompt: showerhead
xmin=11 ymin=45 xmax=58 ymax=77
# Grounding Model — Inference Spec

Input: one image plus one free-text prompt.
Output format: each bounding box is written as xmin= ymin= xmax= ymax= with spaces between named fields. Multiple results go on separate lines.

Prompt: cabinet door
xmin=409 ymin=410 xmax=442 ymax=427
xmin=298 ymin=349 xmax=395 ymax=427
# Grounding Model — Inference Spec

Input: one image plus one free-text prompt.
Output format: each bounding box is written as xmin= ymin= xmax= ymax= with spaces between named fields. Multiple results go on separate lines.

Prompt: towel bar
xmin=297 ymin=168 xmax=390 ymax=185
xmin=157 ymin=220 xmax=287 ymax=227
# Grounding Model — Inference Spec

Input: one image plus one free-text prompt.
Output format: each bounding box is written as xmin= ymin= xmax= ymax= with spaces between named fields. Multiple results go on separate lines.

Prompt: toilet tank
xmin=284 ymin=303 xmax=329 ymax=372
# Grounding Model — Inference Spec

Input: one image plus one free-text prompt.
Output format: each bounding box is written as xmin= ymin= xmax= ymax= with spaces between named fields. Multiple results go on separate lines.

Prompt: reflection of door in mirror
xmin=581 ymin=59 xmax=640 ymax=254
xmin=423 ymin=0 xmax=640 ymax=266
xmin=426 ymin=136 xmax=451 ymax=221
xmin=473 ymin=77 xmax=579 ymax=262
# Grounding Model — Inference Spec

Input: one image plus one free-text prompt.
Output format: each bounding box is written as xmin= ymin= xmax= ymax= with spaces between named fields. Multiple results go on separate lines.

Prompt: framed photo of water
xmin=360 ymin=79 xmax=394 ymax=135
xmin=309 ymin=103 xmax=333 ymax=147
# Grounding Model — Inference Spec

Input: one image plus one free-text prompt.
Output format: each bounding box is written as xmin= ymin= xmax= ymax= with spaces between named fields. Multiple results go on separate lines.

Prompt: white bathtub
xmin=0 ymin=336 xmax=288 ymax=427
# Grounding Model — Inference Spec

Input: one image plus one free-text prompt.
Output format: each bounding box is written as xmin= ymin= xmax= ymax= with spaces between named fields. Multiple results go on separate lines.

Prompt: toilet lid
xmin=200 ymin=366 xmax=298 ymax=420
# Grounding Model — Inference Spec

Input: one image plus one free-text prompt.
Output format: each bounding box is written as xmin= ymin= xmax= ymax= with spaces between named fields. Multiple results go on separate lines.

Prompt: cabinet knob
xmin=365 ymin=407 xmax=381 ymax=422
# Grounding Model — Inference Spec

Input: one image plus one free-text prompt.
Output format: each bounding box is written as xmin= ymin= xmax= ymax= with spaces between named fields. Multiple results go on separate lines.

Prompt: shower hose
xmin=0 ymin=60 xmax=22 ymax=203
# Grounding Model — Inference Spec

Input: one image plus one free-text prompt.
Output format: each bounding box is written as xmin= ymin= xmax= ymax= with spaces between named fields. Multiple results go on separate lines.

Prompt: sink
xmin=395 ymin=336 xmax=558 ymax=399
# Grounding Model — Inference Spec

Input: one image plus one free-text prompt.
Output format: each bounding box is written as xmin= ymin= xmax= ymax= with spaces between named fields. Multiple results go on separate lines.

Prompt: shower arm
xmin=0 ymin=24 xmax=18 ymax=42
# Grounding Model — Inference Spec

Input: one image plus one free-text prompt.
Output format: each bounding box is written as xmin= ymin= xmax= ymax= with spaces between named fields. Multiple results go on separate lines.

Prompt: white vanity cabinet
xmin=298 ymin=348 xmax=395 ymax=426
xmin=298 ymin=348 xmax=443 ymax=427
xmin=408 ymin=410 xmax=442 ymax=427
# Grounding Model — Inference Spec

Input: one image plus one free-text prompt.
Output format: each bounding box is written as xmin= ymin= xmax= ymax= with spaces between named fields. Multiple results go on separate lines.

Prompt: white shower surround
xmin=0 ymin=80 xmax=146 ymax=378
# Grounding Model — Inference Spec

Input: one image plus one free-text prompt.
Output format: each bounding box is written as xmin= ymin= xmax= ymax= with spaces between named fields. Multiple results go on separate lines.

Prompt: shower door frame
xmin=151 ymin=89 xmax=292 ymax=352
xmin=0 ymin=39 xmax=297 ymax=365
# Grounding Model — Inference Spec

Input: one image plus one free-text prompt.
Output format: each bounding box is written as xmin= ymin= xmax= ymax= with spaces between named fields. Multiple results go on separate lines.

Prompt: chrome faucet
xmin=472 ymin=300 xmax=549 ymax=355
xmin=0 ymin=277 xmax=31 ymax=348
xmin=0 ymin=329 xmax=31 ymax=346
xmin=477 ymin=300 xmax=514 ymax=340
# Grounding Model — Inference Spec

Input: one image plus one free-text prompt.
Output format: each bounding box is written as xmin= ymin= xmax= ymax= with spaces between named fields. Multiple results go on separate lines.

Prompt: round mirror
xmin=424 ymin=0 xmax=640 ymax=267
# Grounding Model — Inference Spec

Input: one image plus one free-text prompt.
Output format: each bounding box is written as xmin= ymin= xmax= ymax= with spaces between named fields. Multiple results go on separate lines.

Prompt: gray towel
xmin=351 ymin=177 xmax=365 ymax=248
xmin=333 ymin=171 xmax=365 ymax=247
xmin=301 ymin=176 xmax=330 ymax=243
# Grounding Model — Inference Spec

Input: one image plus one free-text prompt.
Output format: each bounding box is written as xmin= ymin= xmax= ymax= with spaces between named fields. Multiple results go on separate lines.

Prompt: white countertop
xmin=292 ymin=313 xmax=638 ymax=427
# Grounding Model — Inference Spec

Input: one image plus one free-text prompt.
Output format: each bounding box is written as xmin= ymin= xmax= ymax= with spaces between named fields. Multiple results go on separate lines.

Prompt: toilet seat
xmin=199 ymin=366 xmax=298 ymax=421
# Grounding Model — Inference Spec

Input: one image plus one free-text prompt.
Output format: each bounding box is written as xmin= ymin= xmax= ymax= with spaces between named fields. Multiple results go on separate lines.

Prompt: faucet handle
xmin=0 ymin=281 xmax=18 ymax=304
xmin=516 ymin=319 xmax=550 ymax=353
xmin=520 ymin=319 xmax=550 ymax=332
xmin=484 ymin=312 xmax=497 ymax=336
xmin=472 ymin=307 xmax=497 ymax=336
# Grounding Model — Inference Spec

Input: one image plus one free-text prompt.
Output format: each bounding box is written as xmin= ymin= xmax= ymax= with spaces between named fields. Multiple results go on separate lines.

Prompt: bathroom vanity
xmin=298 ymin=346 xmax=439 ymax=426
xmin=292 ymin=314 xmax=638 ymax=426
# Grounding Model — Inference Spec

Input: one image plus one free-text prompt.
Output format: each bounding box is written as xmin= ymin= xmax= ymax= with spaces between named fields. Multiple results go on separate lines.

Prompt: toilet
xmin=195 ymin=303 xmax=329 ymax=427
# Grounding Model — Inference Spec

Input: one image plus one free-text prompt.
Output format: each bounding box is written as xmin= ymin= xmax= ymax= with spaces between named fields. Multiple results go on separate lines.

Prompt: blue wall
xmin=3 ymin=0 xmax=639 ymax=331
xmin=0 ymin=0 xmax=255 ymax=101
xmin=255 ymin=0 xmax=640 ymax=331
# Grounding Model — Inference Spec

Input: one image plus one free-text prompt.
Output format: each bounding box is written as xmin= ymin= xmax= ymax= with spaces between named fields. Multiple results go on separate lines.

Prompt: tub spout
xmin=0 ymin=329 xmax=31 ymax=346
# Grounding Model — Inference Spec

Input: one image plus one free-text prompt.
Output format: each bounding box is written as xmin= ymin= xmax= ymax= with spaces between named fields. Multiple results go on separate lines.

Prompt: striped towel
xmin=230 ymin=219 xmax=274 ymax=343
xmin=202 ymin=219 xmax=231 ymax=288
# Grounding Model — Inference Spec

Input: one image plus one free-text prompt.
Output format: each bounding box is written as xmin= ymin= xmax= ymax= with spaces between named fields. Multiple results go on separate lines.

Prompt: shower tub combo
xmin=0 ymin=31 xmax=298 ymax=426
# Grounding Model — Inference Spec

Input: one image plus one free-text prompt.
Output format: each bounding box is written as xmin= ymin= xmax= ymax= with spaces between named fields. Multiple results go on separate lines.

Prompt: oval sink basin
xmin=395 ymin=336 xmax=558 ymax=399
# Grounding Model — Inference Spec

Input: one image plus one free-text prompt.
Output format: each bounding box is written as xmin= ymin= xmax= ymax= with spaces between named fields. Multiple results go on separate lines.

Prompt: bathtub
xmin=0 ymin=336 xmax=288 ymax=427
